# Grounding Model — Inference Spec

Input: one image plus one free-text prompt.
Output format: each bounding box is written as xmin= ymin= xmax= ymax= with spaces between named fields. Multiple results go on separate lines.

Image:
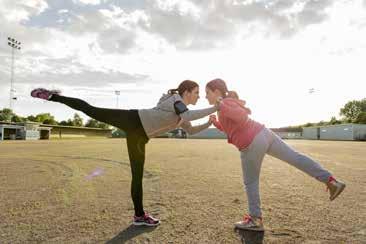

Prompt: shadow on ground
xmin=235 ymin=228 xmax=264 ymax=244
xmin=106 ymin=225 xmax=157 ymax=244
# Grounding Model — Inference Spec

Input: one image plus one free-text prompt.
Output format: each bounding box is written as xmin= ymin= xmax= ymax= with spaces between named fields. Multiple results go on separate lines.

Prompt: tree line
xmin=1 ymin=98 xmax=365 ymax=130
xmin=0 ymin=109 xmax=110 ymax=129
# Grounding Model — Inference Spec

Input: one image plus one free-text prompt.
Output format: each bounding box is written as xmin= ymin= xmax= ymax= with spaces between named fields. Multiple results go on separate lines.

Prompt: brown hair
xmin=206 ymin=78 xmax=238 ymax=99
xmin=206 ymin=78 xmax=251 ymax=114
xmin=168 ymin=80 xmax=199 ymax=96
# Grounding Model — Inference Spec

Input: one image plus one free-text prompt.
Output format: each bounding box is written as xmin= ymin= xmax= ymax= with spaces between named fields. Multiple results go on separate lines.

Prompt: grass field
xmin=0 ymin=138 xmax=365 ymax=243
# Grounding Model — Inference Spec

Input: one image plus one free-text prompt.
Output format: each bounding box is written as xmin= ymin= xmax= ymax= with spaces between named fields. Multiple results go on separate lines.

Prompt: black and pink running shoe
xmin=31 ymin=88 xmax=61 ymax=100
xmin=133 ymin=212 xmax=160 ymax=227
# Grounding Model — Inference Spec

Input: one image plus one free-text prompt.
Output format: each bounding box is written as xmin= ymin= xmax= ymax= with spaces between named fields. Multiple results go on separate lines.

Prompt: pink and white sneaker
xmin=31 ymin=88 xmax=61 ymax=100
xmin=133 ymin=212 xmax=160 ymax=227
xmin=234 ymin=214 xmax=264 ymax=231
xmin=326 ymin=176 xmax=346 ymax=201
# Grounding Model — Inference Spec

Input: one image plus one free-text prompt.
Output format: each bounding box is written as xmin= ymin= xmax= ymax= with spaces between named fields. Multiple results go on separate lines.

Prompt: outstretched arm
xmin=180 ymin=120 xmax=212 ymax=135
xmin=174 ymin=100 xmax=217 ymax=121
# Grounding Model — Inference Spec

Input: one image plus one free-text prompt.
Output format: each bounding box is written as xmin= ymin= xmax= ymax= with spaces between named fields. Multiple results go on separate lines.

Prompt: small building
xmin=0 ymin=124 xmax=25 ymax=140
xmin=271 ymin=127 xmax=303 ymax=139
xmin=187 ymin=128 xmax=227 ymax=139
xmin=303 ymin=127 xmax=319 ymax=140
xmin=0 ymin=122 xmax=52 ymax=140
xmin=187 ymin=127 xmax=302 ymax=140
xmin=0 ymin=121 xmax=112 ymax=140
xmin=22 ymin=122 xmax=52 ymax=140
xmin=41 ymin=124 xmax=112 ymax=139
xmin=303 ymin=124 xmax=366 ymax=141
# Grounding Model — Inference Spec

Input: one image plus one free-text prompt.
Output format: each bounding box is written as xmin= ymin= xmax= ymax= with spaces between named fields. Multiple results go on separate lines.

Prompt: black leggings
xmin=51 ymin=94 xmax=149 ymax=216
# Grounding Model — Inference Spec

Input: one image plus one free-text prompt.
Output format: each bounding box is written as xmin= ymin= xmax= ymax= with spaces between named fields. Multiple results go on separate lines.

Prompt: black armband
xmin=174 ymin=101 xmax=188 ymax=115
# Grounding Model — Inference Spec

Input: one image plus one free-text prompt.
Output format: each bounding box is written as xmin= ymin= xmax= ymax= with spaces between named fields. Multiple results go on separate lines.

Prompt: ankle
xmin=327 ymin=176 xmax=336 ymax=184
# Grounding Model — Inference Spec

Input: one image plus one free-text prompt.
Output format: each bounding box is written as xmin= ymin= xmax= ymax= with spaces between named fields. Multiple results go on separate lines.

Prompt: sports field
xmin=0 ymin=138 xmax=365 ymax=243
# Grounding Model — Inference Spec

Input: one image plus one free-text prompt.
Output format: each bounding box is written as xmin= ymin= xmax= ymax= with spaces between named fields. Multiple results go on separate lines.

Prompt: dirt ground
xmin=0 ymin=138 xmax=365 ymax=244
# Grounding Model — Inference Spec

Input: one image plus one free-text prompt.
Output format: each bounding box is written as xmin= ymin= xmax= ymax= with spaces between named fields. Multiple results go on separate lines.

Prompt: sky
xmin=1 ymin=0 xmax=366 ymax=128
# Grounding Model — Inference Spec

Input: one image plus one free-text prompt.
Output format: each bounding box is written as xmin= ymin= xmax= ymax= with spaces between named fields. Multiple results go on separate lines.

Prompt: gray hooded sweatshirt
xmin=138 ymin=93 xmax=217 ymax=138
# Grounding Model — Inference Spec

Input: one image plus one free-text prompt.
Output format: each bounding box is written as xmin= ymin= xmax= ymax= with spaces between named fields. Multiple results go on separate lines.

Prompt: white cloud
xmin=58 ymin=9 xmax=69 ymax=14
xmin=0 ymin=0 xmax=48 ymax=22
xmin=73 ymin=0 xmax=102 ymax=6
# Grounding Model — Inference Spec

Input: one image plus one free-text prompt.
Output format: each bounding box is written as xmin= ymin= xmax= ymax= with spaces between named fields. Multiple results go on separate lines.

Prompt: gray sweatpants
xmin=240 ymin=127 xmax=332 ymax=217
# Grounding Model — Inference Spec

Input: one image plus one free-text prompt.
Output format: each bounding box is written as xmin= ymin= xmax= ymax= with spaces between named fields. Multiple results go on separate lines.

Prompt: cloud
xmin=297 ymin=0 xmax=333 ymax=26
xmin=16 ymin=0 xmax=337 ymax=53
xmin=128 ymin=0 xmax=335 ymax=49
xmin=0 ymin=0 xmax=48 ymax=22
xmin=73 ymin=0 xmax=102 ymax=5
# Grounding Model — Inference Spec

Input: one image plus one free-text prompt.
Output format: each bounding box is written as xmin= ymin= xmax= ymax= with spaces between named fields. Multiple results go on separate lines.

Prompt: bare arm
xmin=180 ymin=120 xmax=212 ymax=135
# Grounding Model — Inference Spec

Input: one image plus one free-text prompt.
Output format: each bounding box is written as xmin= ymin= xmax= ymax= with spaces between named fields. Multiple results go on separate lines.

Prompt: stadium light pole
xmin=115 ymin=90 xmax=120 ymax=108
xmin=7 ymin=37 xmax=22 ymax=110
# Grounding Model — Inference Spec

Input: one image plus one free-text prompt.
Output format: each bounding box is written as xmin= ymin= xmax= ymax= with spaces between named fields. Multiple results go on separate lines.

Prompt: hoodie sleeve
xmin=171 ymin=94 xmax=217 ymax=121
xmin=212 ymin=119 xmax=224 ymax=132
xmin=219 ymin=99 xmax=247 ymax=122
xmin=180 ymin=121 xmax=211 ymax=135
xmin=179 ymin=106 xmax=217 ymax=121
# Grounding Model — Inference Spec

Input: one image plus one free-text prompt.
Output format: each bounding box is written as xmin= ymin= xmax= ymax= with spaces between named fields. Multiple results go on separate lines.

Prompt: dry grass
xmin=0 ymin=139 xmax=365 ymax=243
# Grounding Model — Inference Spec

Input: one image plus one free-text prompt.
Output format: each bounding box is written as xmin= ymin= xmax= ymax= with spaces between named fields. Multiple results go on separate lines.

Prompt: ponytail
xmin=206 ymin=78 xmax=252 ymax=114
xmin=227 ymin=90 xmax=239 ymax=99
xmin=168 ymin=88 xmax=179 ymax=95
xmin=167 ymin=80 xmax=199 ymax=96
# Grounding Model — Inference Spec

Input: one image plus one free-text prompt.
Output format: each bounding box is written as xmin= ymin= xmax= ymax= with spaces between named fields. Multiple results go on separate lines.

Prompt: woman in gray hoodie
xmin=31 ymin=80 xmax=217 ymax=226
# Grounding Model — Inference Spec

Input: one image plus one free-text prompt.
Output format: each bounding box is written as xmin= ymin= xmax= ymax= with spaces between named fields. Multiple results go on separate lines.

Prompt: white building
xmin=0 ymin=122 xmax=51 ymax=141
xmin=0 ymin=124 xmax=25 ymax=140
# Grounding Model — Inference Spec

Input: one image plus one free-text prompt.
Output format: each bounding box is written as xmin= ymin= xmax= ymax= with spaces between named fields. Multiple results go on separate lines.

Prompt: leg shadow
xmin=235 ymin=228 xmax=265 ymax=244
xmin=106 ymin=224 xmax=157 ymax=244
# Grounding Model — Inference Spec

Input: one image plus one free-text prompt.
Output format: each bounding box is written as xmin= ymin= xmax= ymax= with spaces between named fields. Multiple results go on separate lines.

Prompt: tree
xmin=72 ymin=113 xmax=83 ymax=127
xmin=340 ymin=99 xmax=366 ymax=122
xmin=34 ymin=113 xmax=57 ymax=124
xmin=26 ymin=115 xmax=37 ymax=122
xmin=85 ymin=119 xmax=110 ymax=129
xmin=112 ymin=128 xmax=126 ymax=138
xmin=355 ymin=112 xmax=366 ymax=124
xmin=329 ymin=116 xmax=341 ymax=125
xmin=11 ymin=114 xmax=24 ymax=123
xmin=0 ymin=108 xmax=14 ymax=121
xmin=316 ymin=120 xmax=326 ymax=126
xmin=85 ymin=119 xmax=98 ymax=128
xmin=59 ymin=120 xmax=74 ymax=126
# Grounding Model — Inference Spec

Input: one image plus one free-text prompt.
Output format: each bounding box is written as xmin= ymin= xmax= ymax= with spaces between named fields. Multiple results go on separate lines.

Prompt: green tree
xmin=11 ymin=114 xmax=24 ymax=123
xmin=355 ymin=112 xmax=366 ymax=124
xmin=303 ymin=122 xmax=314 ymax=127
xmin=85 ymin=119 xmax=110 ymax=129
xmin=112 ymin=128 xmax=126 ymax=138
xmin=340 ymin=99 xmax=366 ymax=122
xmin=0 ymin=108 xmax=14 ymax=121
xmin=85 ymin=119 xmax=98 ymax=128
xmin=26 ymin=115 xmax=37 ymax=122
xmin=329 ymin=116 xmax=341 ymax=125
xmin=316 ymin=120 xmax=326 ymax=126
xmin=34 ymin=113 xmax=57 ymax=124
xmin=59 ymin=120 xmax=74 ymax=126
xmin=72 ymin=113 xmax=83 ymax=127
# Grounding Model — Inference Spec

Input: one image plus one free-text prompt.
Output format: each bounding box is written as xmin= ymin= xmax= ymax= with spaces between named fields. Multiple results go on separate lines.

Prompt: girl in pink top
xmin=205 ymin=78 xmax=346 ymax=232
